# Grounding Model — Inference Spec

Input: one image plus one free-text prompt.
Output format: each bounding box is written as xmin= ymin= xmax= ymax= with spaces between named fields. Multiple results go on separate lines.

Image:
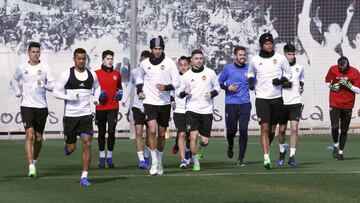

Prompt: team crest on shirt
xmin=191 ymin=79 xmax=195 ymax=82
xmin=295 ymin=68 xmax=299 ymax=72
xmin=147 ymin=66 xmax=151 ymax=70
xmin=37 ymin=70 xmax=42 ymax=76
xmin=273 ymin=59 xmax=277 ymax=65
xmin=160 ymin=65 xmax=165 ymax=71
xmin=113 ymin=75 xmax=117 ymax=80
xmin=259 ymin=62 xmax=263 ymax=66
xmin=24 ymin=70 xmax=28 ymax=74
xmin=202 ymin=75 xmax=206 ymax=81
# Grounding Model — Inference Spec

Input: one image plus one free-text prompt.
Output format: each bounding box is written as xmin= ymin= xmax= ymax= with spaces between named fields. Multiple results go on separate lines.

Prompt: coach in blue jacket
xmin=218 ymin=46 xmax=251 ymax=167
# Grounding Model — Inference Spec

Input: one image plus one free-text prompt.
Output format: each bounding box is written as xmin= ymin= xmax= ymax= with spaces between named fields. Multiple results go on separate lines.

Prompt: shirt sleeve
xmin=117 ymin=71 xmax=122 ymax=90
xmin=10 ymin=66 xmax=22 ymax=95
xmin=122 ymin=75 xmax=135 ymax=104
xmin=52 ymin=70 xmax=78 ymax=101
xmin=43 ymin=67 xmax=55 ymax=92
xmin=299 ymin=66 xmax=305 ymax=83
xmin=247 ymin=60 xmax=256 ymax=78
xmin=281 ymin=57 xmax=292 ymax=80
xmin=91 ymin=71 xmax=101 ymax=103
xmin=170 ymin=61 xmax=180 ymax=89
xmin=218 ymin=66 xmax=228 ymax=90
xmin=136 ymin=63 xmax=145 ymax=85
xmin=325 ymin=68 xmax=333 ymax=83
xmin=211 ymin=70 xmax=221 ymax=93
xmin=177 ymin=74 xmax=188 ymax=98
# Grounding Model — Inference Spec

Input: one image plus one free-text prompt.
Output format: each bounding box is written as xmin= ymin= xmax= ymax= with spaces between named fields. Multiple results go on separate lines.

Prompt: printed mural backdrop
xmin=1 ymin=0 xmax=360 ymax=135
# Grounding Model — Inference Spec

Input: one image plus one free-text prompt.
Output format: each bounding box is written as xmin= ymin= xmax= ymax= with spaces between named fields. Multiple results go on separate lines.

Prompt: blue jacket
xmin=218 ymin=62 xmax=250 ymax=104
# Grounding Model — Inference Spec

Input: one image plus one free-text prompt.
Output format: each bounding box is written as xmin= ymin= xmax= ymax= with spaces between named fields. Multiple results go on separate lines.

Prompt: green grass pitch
xmin=0 ymin=136 xmax=360 ymax=203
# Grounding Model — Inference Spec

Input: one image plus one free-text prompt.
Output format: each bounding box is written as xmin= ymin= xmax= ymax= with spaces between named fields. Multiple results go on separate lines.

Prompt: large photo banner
xmin=1 ymin=0 xmax=360 ymax=133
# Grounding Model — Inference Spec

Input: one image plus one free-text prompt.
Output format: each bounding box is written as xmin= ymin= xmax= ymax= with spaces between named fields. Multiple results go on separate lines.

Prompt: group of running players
xmin=11 ymin=32 xmax=360 ymax=186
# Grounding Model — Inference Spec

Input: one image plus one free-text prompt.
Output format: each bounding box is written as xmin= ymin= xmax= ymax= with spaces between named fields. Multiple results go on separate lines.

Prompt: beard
xmin=237 ymin=58 xmax=246 ymax=65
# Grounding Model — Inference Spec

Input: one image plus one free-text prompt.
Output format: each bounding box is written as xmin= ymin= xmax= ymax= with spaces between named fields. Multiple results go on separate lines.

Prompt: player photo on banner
xmin=1 ymin=0 xmax=360 ymax=133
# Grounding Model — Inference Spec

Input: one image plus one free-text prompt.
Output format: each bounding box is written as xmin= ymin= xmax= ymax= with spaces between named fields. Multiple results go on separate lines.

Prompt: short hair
xmin=283 ymin=43 xmax=296 ymax=53
xmin=233 ymin=46 xmax=246 ymax=55
xmin=140 ymin=50 xmax=151 ymax=58
xmin=28 ymin=42 xmax=40 ymax=51
xmin=73 ymin=48 xmax=86 ymax=57
xmin=178 ymin=56 xmax=191 ymax=64
xmin=338 ymin=56 xmax=349 ymax=67
xmin=102 ymin=50 xmax=114 ymax=59
xmin=191 ymin=49 xmax=203 ymax=57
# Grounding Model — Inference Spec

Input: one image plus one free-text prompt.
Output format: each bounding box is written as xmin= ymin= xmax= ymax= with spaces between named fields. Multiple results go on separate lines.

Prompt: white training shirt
xmin=179 ymin=66 xmax=221 ymax=114
xmin=282 ymin=63 xmax=304 ymax=105
xmin=173 ymin=73 xmax=187 ymax=114
xmin=11 ymin=61 xmax=55 ymax=108
xmin=53 ymin=68 xmax=100 ymax=117
xmin=248 ymin=52 xmax=292 ymax=99
xmin=136 ymin=56 xmax=179 ymax=106
xmin=122 ymin=66 xmax=144 ymax=112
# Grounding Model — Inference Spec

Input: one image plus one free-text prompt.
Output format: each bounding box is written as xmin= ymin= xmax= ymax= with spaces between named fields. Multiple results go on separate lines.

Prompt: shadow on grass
xmin=343 ymin=157 xmax=360 ymax=161
xmin=92 ymin=176 xmax=128 ymax=184
xmin=299 ymin=161 xmax=321 ymax=166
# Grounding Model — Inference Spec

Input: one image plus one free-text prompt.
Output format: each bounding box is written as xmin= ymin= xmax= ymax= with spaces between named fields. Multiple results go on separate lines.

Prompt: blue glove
xmin=99 ymin=90 xmax=107 ymax=101
xmin=115 ymin=89 xmax=123 ymax=101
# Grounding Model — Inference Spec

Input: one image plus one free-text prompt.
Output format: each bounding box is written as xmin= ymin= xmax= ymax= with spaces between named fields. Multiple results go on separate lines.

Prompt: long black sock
xmin=107 ymin=131 xmax=115 ymax=151
xmin=98 ymin=132 xmax=106 ymax=151
xmin=339 ymin=131 xmax=347 ymax=151
xmin=268 ymin=132 xmax=275 ymax=145
xmin=174 ymin=134 xmax=179 ymax=148
xmin=332 ymin=128 xmax=339 ymax=144
xmin=238 ymin=129 xmax=248 ymax=160
xmin=226 ymin=133 xmax=235 ymax=148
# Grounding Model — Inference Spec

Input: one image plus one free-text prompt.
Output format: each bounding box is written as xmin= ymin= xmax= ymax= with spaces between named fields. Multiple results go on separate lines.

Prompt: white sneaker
xmin=157 ymin=162 xmax=164 ymax=175
xmin=149 ymin=161 xmax=158 ymax=175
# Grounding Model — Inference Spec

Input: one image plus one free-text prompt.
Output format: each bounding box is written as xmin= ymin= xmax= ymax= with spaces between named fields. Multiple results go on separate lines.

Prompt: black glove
xmin=164 ymin=84 xmax=175 ymax=91
xmin=282 ymin=82 xmax=292 ymax=88
xmin=248 ymin=77 xmax=255 ymax=90
xmin=273 ymin=77 xmax=288 ymax=86
xmin=179 ymin=91 xmax=188 ymax=99
xmin=272 ymin=78 xmax=282 ymax=86
xmin=136 ymin=84 xmax=143 ymax=94
xmin=299 ymin=81 xmax=304 ymax=88
xmin=210 ymin=90 xmax=219 ymax=98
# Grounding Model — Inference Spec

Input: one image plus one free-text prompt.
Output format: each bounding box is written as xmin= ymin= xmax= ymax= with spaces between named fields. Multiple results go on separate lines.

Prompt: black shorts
xmin=255 ymin=97 xmax=283 ymax=125
xmin=20 ymin=106 xmax=48 ymax=133
xmin=143 ymin=104 xmax=171 ymax=127
xmin=132 ymin=107 xmax=147 ymax=126
xmin=279 ymin=103 xmax=302 ymax=124
xmin=173 ymin=113 xmax=187 ymax=132
xmin=186 ymin=111 xmax=213 ymax=137
xmin=63 ymin=115 xmax=94 ymax=144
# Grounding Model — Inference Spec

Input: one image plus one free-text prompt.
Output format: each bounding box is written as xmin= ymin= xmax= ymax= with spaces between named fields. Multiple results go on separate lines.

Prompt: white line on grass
xmin=2 ymin=171 xmax=360 ymax=180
